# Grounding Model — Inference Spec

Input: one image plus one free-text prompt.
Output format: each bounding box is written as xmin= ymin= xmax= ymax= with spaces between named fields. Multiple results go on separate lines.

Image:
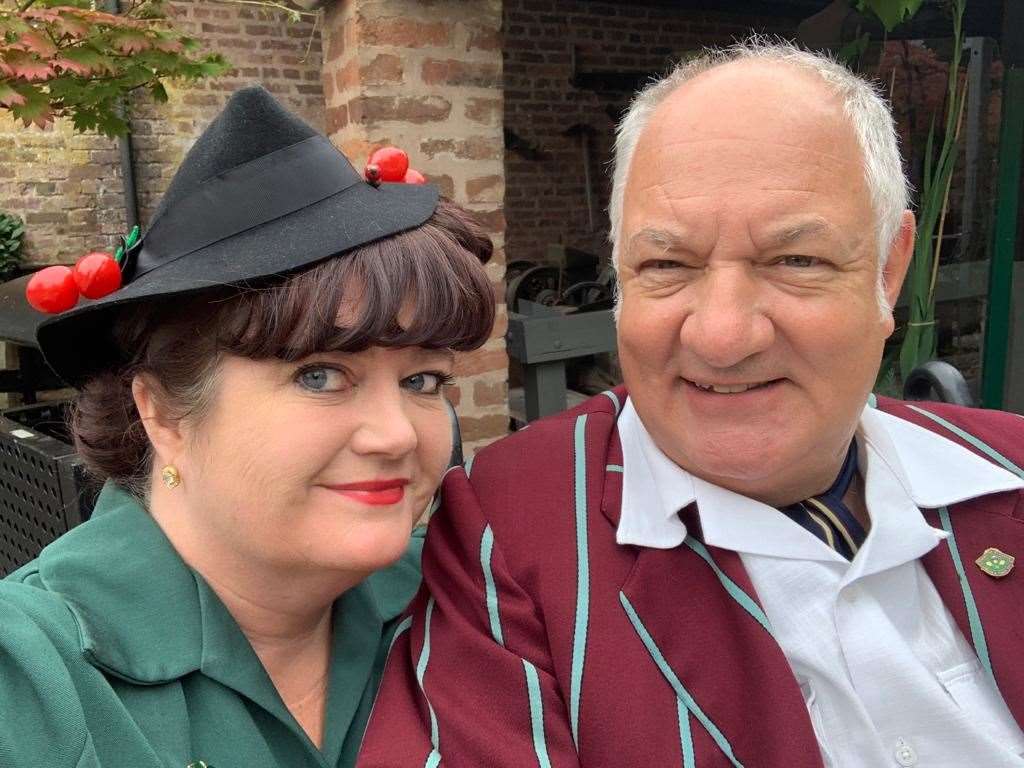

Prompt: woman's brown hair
xmin=71 ymin=197 xmax=495 ymax=494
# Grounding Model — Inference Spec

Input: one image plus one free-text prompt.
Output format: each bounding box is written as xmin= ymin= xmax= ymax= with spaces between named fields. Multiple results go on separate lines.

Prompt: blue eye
xmin=403 ymin=372 xmax=453 ymax=395
xmin=296 ymin=365 xmax=346 ymax=392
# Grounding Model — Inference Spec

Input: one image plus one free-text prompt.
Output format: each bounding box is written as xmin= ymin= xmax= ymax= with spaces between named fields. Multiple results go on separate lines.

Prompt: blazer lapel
xmin=618 ymin=509 xmax=822 ymax=767
xmin=922 ymin=491 xmax=1024 ymax=725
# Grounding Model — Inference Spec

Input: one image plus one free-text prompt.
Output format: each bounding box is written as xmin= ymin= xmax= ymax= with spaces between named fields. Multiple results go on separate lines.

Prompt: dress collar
xmin=617 ymin=398 xmax=1024 ymax=571
xmin=36 ymin=483 xmax=206 ymax=683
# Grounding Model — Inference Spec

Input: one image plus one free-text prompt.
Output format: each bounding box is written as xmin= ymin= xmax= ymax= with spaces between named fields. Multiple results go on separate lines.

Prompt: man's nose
xmin=349 ymin=388 xmax=419 ymax=458
xmin=679 ymin=265 xmax=774 ymax=369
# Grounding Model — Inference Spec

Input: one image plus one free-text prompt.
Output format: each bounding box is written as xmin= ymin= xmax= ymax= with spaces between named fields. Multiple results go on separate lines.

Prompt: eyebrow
xmin=767 ymin=219 xmax=832 ymax=248
xmin=628 ymin=219 xmax=837 ymax=255
xmin=628 ymin=227 xmax=686 ymax=253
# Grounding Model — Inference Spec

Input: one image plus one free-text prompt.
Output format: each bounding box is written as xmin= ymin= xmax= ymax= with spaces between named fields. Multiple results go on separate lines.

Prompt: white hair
xmin=608 ymin=37 xmax=910 ymax=314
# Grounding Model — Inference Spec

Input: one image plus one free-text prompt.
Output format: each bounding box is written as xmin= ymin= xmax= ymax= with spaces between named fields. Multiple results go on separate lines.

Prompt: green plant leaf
xmin=0 ymin=211 xmax=25 ymax=276
xmin=107 ymin=27 xmax=153 ymax=55
xmin=837 ymin=32 xmax=871 ymax=68
xmin=96 ymin=110 xmax=129 ymax=137
xmin=900 ymin=325 xmax=920 ymax=381
xmin=8 ymin=85 xmax=51 ymax=127
xmin=897 ymin=0 xmax=966 ymax=381
xmin=856 ymin=0 xmax=923 ymax=32
xmin=0 ymin=80 xmax=27 ymax=108
xmin=149 ymin=80 xmax=168 ymax=103
xmin=57 ymin=45 xmax=113 ymax=75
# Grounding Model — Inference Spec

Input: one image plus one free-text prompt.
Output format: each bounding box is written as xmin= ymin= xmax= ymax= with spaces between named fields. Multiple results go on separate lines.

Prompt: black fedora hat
xmin=23 ymin=85 xmax=438 ymax=386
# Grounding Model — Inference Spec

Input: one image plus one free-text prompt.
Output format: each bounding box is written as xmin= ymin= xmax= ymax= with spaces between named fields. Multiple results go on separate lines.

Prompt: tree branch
xmin=300 ymin=8 xmax=319 ymax=63
xmin=207 ymin=0 xmax=319 ymax=19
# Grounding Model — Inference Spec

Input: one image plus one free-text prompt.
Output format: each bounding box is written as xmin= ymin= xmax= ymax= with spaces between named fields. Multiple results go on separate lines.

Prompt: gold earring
xmin=161 ymin=465 xmax=181 ymax=489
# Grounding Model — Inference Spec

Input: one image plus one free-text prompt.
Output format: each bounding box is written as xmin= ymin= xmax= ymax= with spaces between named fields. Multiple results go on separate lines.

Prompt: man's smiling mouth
xmin=684 ymin=378 xmax=782 ymax=394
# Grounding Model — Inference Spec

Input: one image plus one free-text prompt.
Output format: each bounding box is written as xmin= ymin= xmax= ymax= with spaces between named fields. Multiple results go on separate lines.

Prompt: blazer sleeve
xmin=358 ymin=467 xmax=581 ymax=768
xmin=0 ymin=588 xmax=92 ymax=768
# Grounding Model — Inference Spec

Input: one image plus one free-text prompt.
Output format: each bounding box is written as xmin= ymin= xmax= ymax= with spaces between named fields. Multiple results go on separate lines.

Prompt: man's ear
xmin=882 ymin=210 xmax=916 ymax=311
xmin=131 ymin=373 xmax=185 ymax=466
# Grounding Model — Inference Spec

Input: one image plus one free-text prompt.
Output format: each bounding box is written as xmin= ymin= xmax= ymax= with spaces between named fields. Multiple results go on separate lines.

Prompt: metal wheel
xmin=507 ymin=265 xmax=560 ymax=312
xmin=561 ymin=280 xmax=611 ymax=307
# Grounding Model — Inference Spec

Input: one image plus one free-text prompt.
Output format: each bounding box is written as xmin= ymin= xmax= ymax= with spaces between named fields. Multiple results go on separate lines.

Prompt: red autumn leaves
xmin=0 ymin=3 xmax=227 ymax=134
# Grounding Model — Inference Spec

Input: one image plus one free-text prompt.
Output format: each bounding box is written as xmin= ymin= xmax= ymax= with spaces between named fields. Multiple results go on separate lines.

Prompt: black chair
xmin=0 ymin=400 xmax=95 ymax=576
xmin=903 ymin=361 xmax=975 ymax=407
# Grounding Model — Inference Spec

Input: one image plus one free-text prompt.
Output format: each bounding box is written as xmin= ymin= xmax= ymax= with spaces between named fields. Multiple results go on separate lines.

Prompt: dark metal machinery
xmin=505 ymin=245 xmax=618 ymax=422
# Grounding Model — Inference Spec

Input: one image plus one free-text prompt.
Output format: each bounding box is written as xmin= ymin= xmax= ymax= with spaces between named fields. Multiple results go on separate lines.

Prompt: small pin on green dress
xmin=0 ymin=484 xmax=423 ymax=768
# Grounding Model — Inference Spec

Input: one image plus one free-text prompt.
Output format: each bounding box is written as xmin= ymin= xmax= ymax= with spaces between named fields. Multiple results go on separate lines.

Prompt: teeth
xmin=692 ymin=381 xmax=766 ymax=394
xmin=713 ymin=384 xmax=751 ymax=393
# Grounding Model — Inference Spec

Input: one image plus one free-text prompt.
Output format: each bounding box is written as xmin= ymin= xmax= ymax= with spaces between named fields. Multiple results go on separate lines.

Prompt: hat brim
xmin=32 ymin=180 xmax=439 ymax=387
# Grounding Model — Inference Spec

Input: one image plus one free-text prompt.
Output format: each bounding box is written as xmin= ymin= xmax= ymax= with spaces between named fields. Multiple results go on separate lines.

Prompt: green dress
xmin=0 ymin=483 xmax=424 ymax=768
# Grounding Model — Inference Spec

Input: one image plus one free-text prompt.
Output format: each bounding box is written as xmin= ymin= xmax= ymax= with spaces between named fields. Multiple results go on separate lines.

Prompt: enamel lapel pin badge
xmin=976 ymin=548 xmax=1015 ymax=578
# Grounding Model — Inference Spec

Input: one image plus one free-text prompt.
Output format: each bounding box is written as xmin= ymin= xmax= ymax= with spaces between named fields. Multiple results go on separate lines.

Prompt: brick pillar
xmin=322 ymin=0 xmax=508 ymax=453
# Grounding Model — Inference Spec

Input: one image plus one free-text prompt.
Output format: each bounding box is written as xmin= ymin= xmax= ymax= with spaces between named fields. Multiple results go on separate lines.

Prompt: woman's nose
xmin=679 ymin=265 xmax=774 ymax=370
xmin=349 ymin=389 xmax=419 ymax=458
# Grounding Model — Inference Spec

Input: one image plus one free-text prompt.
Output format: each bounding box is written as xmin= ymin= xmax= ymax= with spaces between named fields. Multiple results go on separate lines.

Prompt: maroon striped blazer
xmin=358 ymin=388 xmax=1024 ymax=767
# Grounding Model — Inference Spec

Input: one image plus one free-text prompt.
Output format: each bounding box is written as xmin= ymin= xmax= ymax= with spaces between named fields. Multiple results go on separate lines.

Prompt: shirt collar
xmin=617 ymin=398 xmax=1024 ymax=570
xmin=616 ymin=398 xmax=693 ymax=549
xmin=859 ymin=405 xmax=1024 ymax=507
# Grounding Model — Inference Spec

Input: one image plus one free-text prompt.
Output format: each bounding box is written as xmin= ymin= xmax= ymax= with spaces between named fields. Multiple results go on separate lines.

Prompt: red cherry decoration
xmin=403 ymin=168 xmax=427 ymax=184
xmin=368 ymin=147 xmax=409 ymax=182
xmin=25 ymin=265 xmax=79 ymax=314
xmin=364 ymin=163 xmax=382 ymax=187
xmin=73 ymin=251 xmax=122 ymax=299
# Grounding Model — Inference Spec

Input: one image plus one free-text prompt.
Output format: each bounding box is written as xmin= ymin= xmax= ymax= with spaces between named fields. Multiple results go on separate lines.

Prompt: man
xmin=358 ymin=41 xmax=1024 ymax=767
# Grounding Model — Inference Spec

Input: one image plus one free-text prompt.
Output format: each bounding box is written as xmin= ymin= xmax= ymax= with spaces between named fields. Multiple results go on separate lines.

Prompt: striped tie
xmin=781 ymin=440 xmax=867 ymax=560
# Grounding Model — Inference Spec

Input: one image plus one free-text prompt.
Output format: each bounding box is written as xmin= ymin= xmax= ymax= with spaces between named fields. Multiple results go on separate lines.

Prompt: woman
xmin=0 ymin=86 xmax=494 ymax=767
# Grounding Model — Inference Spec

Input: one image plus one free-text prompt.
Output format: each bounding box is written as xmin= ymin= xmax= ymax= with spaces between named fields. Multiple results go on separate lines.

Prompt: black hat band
xmin=123 ymin=135 xmax=363 ymax=283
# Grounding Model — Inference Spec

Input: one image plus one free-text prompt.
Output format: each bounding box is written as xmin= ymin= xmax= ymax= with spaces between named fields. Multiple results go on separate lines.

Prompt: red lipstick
xmin=325 ymin=478 xmax=410 ymax=506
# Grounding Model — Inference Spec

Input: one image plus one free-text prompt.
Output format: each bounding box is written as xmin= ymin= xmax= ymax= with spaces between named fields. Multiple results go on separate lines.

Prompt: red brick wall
xmin=501 ymin=0 xmax=801 ymax=266
xmin=0 ymin=0 xmax=323 ymax=266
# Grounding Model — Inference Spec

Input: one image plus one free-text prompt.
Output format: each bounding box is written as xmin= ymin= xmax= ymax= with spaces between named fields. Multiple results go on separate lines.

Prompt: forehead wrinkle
xmin=625 ymin=184 xmax=719 ymax=258
xmin=625 ymin=171 xmax=713 ymax=198
xmin=633 ymin=136 xmax=863 ymax=168
xmin=662 ymin=183 xmax=720 ymax=253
